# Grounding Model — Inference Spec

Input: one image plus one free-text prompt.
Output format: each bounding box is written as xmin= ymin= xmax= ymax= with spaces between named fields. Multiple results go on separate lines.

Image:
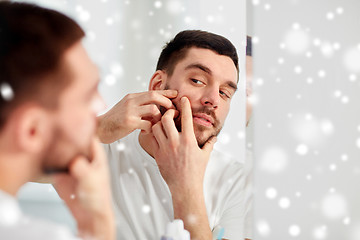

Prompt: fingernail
xmin=181 ymin=96 xmax=187 ymax=103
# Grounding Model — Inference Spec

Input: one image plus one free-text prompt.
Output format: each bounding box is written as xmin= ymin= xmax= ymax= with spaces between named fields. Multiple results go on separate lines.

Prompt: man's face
xmin=43 ymin=42 xmax=103 ymax=173
xmin=163 ymin=47 xmax=238 ymax=147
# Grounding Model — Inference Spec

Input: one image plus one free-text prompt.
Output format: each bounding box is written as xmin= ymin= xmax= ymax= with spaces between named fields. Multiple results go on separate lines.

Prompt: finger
xmin=152 ymin=121 xmax=167 ymax=145
xmin=69 ymin=156 xmax=91 ymax=179
xmin=138 ymin=104 xmax=162 ymax=123
xmin=139 ymin=90 xmax=177 ymax=110
xmin=180 ymin=97 xmax=194 ymax=136
xmin=202 ymin=136 xmax=217 ymax=153
xmin=161 ymin=109 xmax=179 ymax=142
xmin=138 ymin=120 xmax=152 ymax=134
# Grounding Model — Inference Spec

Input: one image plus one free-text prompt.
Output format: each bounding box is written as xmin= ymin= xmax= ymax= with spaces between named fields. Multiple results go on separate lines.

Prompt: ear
xmin=149 ymin=70 xmax=167 ymax=91
xmin=14 ymin=105 xmax=52 ymax=154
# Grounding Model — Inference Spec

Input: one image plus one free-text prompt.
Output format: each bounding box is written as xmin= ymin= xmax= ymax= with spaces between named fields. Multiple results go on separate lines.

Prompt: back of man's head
xmin=0 ymin=1 xmax=85 ymax=131
xmin=156 ymin=30 xmax=239 ymax=78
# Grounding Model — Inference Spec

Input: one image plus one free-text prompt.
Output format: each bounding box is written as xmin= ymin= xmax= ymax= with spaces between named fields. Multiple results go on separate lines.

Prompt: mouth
xmin=192 ymin=113 xmax=214 ymax=127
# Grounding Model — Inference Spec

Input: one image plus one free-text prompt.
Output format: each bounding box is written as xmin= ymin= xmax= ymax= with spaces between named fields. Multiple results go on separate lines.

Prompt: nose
xmin=200 ymin=87 xmax=219 ymax=109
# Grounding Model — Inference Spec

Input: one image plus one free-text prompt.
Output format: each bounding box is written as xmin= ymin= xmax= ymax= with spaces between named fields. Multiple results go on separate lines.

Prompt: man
xmin=98 ymin=30 xmax=251 ymax=239
xmin=0 ymin=2 xmax=114 ymax=239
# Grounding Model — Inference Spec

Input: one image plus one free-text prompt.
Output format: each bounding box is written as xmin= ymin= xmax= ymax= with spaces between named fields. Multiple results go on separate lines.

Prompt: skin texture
xmin=0 ymin=42 xmax=115 ymax=240
xmin=98 ymin=47 xmax=238 ymax=239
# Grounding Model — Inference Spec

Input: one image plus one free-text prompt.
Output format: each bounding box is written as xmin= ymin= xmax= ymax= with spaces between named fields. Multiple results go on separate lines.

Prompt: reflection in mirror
xmin=7 ymin=0 xmax=251 ymax=239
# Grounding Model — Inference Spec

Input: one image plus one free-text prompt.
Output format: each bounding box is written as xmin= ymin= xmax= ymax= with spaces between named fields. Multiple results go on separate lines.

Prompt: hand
xmin=151 ymin=96 xmax=217 ymax=191
xmin=152 ymin=97 xmax=216 ymax=240
xmin=97 ymin=90 xmax=177 ymax=143
xmin=53 ymin=137 xmax=115 ymax=240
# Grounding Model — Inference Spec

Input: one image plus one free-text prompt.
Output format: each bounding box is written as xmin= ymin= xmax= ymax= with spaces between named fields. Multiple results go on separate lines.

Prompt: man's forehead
xmin=177 ymin=48 xmax=238 ymax=84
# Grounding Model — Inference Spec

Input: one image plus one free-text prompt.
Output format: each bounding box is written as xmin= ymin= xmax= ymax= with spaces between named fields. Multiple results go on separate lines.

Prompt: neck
xmin=0 ymin=153 xmax=38 ymax=196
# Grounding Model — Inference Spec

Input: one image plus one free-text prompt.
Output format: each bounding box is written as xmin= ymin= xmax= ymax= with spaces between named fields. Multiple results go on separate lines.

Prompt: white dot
xmin=218 ymin=133 xmax=230 ymax=145
xmin=349 ymin=74 xmax=357 ymax=82
xmin=166 ymin=0 xmax=182 ymax=14
xmin=313 ymin=38 xmax=321 ymax=46
xmin=279 ymin=42 xmax=286 ymax=49
xmin=306 ymin=51 xmax=312 ymax=58
xmin=184 ymin=16 xmax=192 ymax=24
xmin=333 ymin=42 xmax=341 ymax=50
xmin=154 ymin=1 xmax=162 ymax=8
xmin=296 ymin=144 xmax=308 ymax=155
xmin=329 ymin=164 xmax=337 ymax=171
xmin=252 ymin=0 xmax=260 ymax=6
xmin=237 ymin=131 xmax=245 ymax=139
xmin=266 ymin=187 xmax=277 ymax=199
xmin=70 ymin=194 xmax=75 ymax=199
xmin=307 ymin=77 xmax=313 ymax=84
xmin=264 ymin=3 xmax=271 ymax=10
xmin=356 ymin=138 xmax=360 ymax=148
xmin=105 ymin=75 xmax=116 ymax=86
xmin=329 ymin=187 xmax=336 ymax=193
xmin=326 ymin=12 xmax=334 ymax=20
xmin=106 ymin=17 xmax=114 ymax=25
xmin=321 ymin=119 xmax=334 ymax=135
xmin=306 ymin=174 xmax=312 ymax=180
xmin=128 ymin=168 xmax=134 ymax=174
xmin=343 ymin=47 xmax=360 ymax=72
xmin=148 ymin=11 xmax=154 ymax=16
xmin=256 ymin=78 xmax=264 ymax=86
xmin=336 ymin=7 xmax=344 ymax=14
xmin=292 ymin=22 xmax=300 ymax=29
xmin=343 ymin=217 xmax=351 ymax=225
xmin=78 ymin=10 xmax=90 ymax=22
xmin=321 ymin=193 xmax=347 ymax=219
xmin=278 ymin=58 xmax=285 ymax=64
xmin=334 ymin=90 xmax=342 ymax=98
xmin=287 ymin=113 xmax=293 ymax=118
xmin=206 ymin=15 xmax=214 ymax=23
xmin=313 ymin=225 xmax=327 ymax=239
xmin=279 ymin=197 xmax=291 ymax=209
xmin=257 ymin=220 xmax=271 ymax=236
xmin=294 ymin=65 xmax=302 ymax=74
xmin=259 ymin=146 xmax=288 ymax=173
xmin=142 ymin=204 xmax=151 ymax=214
xmin=116 ymin=142 xmax=126 ymax=151
xmin=267 ymin=123 xmax=272 ymax=128
xmin=341 ymin=154 xmax=348 ymax=162
xmin=252 ymin=36 xmax=259 ymax=44
xmin=321 ymin=42 xmax=334 ymax=57
xmin=289 ymin=225 xmax=301 ymax=237
xmin=110 ymin=63 xmax=124 ymax=77
xmin=341 ymin=96 xmax=349 ymax=104
xmin=305 ymin=113 xmax=313 ymax=120
xmin=318 ymin=70 xmax=326 ymax=78
xmin=284 ymin=29 xmax=310 ymax=54
xmin=87 ymin=31 xmax=96 ymax=41
xmin=296 ymin=94 xmax=302 ymax=99
xmin=161 ymin=198 xmax=167 ymax=203
xmin=295 ymin=191 xmax=301 ymax=197
xmin=0 ymin=82 xmax=14 ymax=101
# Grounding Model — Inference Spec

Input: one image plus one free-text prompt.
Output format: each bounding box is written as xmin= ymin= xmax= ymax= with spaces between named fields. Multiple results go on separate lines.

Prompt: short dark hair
xmin=156 ymin=30 xmax=239 ymax=78
xmin=0 ymin=2 xmax=85 ymax=130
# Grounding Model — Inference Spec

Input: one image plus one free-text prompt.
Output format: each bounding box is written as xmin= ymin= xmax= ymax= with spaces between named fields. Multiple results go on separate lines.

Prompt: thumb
xmin=202 ymin=136 xmax=217 ymax=152
xmin=69 ymin=156 xmax=91 ymax=179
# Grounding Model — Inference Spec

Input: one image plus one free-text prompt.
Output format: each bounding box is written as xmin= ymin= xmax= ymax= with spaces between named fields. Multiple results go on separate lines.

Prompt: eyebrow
xmin=185 ymin=63 xmax=238 ymax=92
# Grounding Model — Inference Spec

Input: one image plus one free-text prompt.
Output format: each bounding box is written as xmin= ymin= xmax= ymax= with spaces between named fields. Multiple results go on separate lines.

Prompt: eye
xmin=191 ymin=79 xmax=204 ymax=85
xmin=220 ymin=90 xmax=231 ymax=99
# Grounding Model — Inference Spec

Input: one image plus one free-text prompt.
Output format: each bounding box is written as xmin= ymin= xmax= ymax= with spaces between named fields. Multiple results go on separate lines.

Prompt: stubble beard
xmin=41 ymin=126 xmax=92 ymax=174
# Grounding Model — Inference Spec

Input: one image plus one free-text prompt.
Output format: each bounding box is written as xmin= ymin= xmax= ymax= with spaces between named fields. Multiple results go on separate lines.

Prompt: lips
xmin=192 ymin=113 xmax=214 ymax=127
